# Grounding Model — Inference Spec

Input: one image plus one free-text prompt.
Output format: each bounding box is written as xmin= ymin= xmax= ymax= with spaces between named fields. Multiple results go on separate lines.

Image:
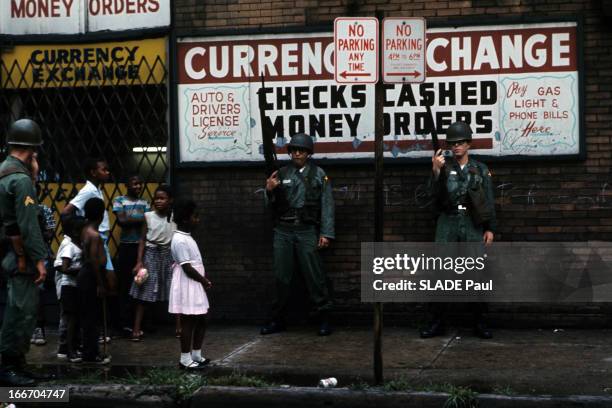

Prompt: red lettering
xmin=102 ymin=0 xmax=111 ymax=14
xmin=520 ymin=121 xmax=551 ymax=137
xmin=63 ymin=0 xmax=73 ymax=16
xmin=11 ymin=0 xmax=25 ymax=17
xmin=137 ymin=0 xmax=146 ymax=13
xmin=89 ymin=0 xmax=99 ymax=15
xmin=114 ymin=0 xmax=124 ymax=13
xmin=148 ymin=0 xmax=159 ymax=12
xmin=126 ymin=0 xmax=136 ymax=13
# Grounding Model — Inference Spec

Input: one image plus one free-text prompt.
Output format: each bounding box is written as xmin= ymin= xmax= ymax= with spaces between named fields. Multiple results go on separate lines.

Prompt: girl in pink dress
xmin=169 ymin=199 xmax=212 ymax=370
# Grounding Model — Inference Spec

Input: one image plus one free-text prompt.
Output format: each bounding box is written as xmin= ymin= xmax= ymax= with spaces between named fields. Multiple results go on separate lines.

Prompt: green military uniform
xmin=265 ymin=162 xmax=335 ymax=322
xmin=0 ymin=156 xmax=47 ymax=368
xmin=429 ymin=157 xmax=497 ymax=242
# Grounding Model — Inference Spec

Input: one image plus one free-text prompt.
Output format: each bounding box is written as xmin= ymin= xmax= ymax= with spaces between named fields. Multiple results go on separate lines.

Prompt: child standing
xmin=169 ymin=199 xmax=211 ymax=370
xmin=112 ymin=175 xmax=150 ymax=335
xmin=54 ymin=216 xmax=86 ymax=362
xmin=78 ymin=198 xmax=110 ymax=364
xmin=129 ymin=185 xmax=175 ymax=341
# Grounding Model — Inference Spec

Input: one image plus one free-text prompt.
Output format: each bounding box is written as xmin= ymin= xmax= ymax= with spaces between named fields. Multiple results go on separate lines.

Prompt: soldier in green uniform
xmin=260 ymin=133 xmax=335 ymax=336
xmin=0 ymin=119 xmax=48 ymax=385
xmin=421 ymin=121 xmax=496 ymax=340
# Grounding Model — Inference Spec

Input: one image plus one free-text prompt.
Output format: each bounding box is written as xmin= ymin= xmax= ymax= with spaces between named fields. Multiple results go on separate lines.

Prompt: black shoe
xmin=0 ymin=369 xmax=36 ymax=386
xmin=179 ymin=361 xmax=206 ymax=371
xmin=420 ymin=321 xmax=445 ymax=338
xmin=260 ymin=321 xmax=285 ymax=335
xmin=318 ymin=320 xmax=332 ymax=336
xmin=197 ymin=358 xmax=211 ymax=367
xmin=474 ymin=323 xmax=492 ymax=339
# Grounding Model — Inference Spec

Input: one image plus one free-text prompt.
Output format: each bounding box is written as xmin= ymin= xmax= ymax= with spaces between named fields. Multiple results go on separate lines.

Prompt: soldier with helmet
xmin=421 ymin=120 xmax=497 ymax=340
xmin=260 ymin=133 xmax=335 ymax=336
xmin=0 ymin=119 xmax=49 ymax=385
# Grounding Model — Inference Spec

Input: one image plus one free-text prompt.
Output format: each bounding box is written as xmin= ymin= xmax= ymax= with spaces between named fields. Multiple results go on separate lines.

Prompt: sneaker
xmin=82 ymin=354 xmax=111 ymax=365
xmin=68 ymin=353 xmax=82 ymax=363
xmin=30 ymin=328 xmax=47 ymax=346
xmin=196 ymin=358 xmax=211 ymax=367
xmin=57 ymin=345 xmax=68 ymax=359
xmin=98 ymin=335 xmax=111 ymax=344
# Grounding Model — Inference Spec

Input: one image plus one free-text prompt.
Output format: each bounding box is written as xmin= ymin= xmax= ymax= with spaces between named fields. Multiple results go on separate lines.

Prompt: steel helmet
xmin=287 ymin=133 xmax=314 ymax=154
xmin=445 ymin=121 xmax=473 ymax=143
xmin=7 ymin=119 xmax=43 ymax=146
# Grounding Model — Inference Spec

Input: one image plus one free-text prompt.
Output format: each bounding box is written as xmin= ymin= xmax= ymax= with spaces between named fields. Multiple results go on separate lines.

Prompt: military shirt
xmin=428 ymin=157 xmax=497 ymax=232
xmin=265 ymin=163 xmax=335 ymax=239
xmin=0 ymin=156 xmax=47 ymax=262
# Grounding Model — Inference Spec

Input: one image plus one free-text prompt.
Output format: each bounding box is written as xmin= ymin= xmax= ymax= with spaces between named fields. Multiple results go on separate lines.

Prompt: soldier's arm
xmin=13 ymin=176 xmax=47 ymax=262
xmin=320 ymin=172 xmax=335 ymax=239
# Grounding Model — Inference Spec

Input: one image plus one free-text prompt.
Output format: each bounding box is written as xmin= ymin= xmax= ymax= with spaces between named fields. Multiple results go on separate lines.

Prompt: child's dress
xmin=169 ymin=231 xmax=209 ymax=315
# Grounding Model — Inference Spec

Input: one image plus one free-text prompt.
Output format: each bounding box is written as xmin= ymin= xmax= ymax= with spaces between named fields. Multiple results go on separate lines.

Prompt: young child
xmin=112 ymin=175 xmax=150 ymax=335
xmin=54 ymin=216 xmax=86 ymax=362
xmin=78 ymin=198 xmax=110 ymax=364
xmin=169 ymin=199 xmax=212 ymax=370
xmin=129 ymin=185 xmax=175 ymax=341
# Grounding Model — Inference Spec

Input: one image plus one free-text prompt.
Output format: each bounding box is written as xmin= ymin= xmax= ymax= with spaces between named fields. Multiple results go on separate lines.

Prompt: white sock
xmin=191 ymin=349 xmax=203 ymax=362
xmin=180 ymin=352 xmax=193 ymax=366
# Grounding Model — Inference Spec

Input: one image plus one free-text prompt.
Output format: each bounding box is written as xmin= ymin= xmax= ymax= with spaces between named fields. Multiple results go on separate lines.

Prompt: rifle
xmin=258 ymin=74 xmax=278 ymax=178
xmin=425 ymin=99 xmax=448 ymax=210
xmin=258 ymin=74 xmax=288 ymax=212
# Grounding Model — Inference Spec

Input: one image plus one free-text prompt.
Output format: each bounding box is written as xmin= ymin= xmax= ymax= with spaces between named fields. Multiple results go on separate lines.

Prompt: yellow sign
xmin=1 ymin=38 xmax=166 ymax=89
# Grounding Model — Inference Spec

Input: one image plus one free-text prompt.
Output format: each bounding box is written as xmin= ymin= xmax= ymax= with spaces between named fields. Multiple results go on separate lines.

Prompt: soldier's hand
xmin=266 ymin=170 xmax=280 ymax=192
xmin=483 ymin=231 xmax=494 ymax=245
xmin=318 ymin=236 xmax=330 ymax=249
xmin=432 ymin=149 xmax=445 ymax=176
xmin=34 ymin=260 xmax=47 ymax=285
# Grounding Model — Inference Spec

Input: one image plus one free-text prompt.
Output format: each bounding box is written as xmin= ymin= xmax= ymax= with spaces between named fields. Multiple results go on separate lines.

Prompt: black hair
xmin=173 ymin=198 xmax=197 ymax=227
xmin=154 ymin=184 xmax=173 ymax=221
xmin=64 ymin=215 xmax=86 ymax=241
xmin=84 ymin=157 xmax=106 ymax=178
xmin=84 ymin=197 xmax=105 ymax=223
xmin=128 ymin=174 xmax=143 ymax=183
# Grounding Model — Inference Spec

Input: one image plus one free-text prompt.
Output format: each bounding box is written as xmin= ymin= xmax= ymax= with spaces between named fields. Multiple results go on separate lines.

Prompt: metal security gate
xmin=0 ymin=37 xmax=169 ymax=253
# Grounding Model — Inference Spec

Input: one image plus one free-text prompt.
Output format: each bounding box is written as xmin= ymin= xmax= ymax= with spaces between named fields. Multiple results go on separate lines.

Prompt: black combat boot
xmin=260 ymin=321 xmax=286 ymax=335
xmin=420 ymin=320 xmax=445 ymax=338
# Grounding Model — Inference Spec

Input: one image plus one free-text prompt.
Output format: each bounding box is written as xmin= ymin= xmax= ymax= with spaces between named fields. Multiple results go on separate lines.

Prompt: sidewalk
xmin=26 ymin=325 xmax=612 ymax=396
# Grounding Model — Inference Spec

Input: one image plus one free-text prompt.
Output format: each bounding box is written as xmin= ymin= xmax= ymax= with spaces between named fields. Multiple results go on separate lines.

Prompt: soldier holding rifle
xmin=422 ymin=120 xmax=497 ymax=339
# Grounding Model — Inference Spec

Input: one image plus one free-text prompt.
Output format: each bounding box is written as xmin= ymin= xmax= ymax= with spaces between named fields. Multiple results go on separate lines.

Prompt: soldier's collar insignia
xmin=24 ymin=196 xmax=35 ymax=206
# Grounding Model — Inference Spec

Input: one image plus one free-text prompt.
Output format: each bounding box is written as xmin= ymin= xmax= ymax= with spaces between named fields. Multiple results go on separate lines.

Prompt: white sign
xmin=383 ymin=18 xmax=426 ymax=83
xmin=177 ymin=22 xmax=581 ymax=164
xmin=0 ymin=0 xmax=170 ymax=35
xmin=334 ymin=17 xmax=378 ymax=84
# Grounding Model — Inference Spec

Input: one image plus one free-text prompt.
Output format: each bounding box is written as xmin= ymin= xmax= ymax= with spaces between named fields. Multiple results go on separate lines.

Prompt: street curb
xmin=65 ymin=384 xmax=176 ymax=408
xmin=192 ymin=386 xmax=612 ymax=408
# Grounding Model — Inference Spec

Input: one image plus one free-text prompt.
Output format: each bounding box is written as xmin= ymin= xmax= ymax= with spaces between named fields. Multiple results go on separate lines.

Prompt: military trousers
xmin=429 ymin=212 xmax=487 ymax=324
xmin=271 ymin=224 xmax=332 ymax=321
xmin=0 ymin=273 xmax=39 ymax=367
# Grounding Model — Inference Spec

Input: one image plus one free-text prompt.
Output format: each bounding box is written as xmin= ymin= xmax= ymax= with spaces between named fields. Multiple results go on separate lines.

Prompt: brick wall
xmin=173 ymin=0 xmax=612 ymax=327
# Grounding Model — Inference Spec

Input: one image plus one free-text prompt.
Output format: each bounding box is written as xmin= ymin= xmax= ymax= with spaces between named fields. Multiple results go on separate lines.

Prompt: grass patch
xmin=443 ymin=385 xmax=479 ymax=408
xmin=491 ymin=384 xmax=516 ymax=396
xmin=347 ymin=378 xmax=371 ymax=391
xmin=207 ymin=372 xmax=276 ymax=388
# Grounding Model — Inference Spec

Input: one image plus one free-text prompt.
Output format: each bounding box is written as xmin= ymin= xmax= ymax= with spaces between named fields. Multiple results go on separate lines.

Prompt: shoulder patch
xmin=24 ymin=196 xmax=35 ymax=206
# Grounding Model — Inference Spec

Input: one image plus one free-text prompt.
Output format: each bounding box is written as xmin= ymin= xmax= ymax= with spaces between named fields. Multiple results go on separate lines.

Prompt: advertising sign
xmin=176 ymin=22 xmax=581 ymax=164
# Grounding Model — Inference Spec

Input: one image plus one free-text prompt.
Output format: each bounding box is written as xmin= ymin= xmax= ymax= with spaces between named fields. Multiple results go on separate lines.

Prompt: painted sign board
xmin=176 ymin=22 xmax=581 ymax=164
xmin=383 ymin=17 xmax=426 ymax=83
xmin=334 ymin=17 xmax=379 ymax=84
xmin=0 ymin=0 xmax=170 ymax=35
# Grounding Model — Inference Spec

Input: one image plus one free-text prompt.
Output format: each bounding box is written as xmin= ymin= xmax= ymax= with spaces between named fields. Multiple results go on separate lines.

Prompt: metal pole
xmin=373 ymin=10 xmax=385 ymax=386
